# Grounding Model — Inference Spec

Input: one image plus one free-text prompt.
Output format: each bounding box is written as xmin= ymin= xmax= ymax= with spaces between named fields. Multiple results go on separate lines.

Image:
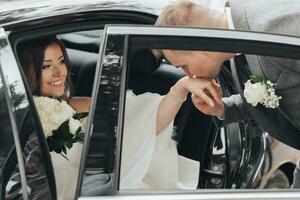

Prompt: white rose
xmin=33 ymin=96 xmax=77 ymax=137
xmin=69 ymin=117 xmax=81 ymax=135
xmin=36 ymin=96 xmax=60 ymax=113
xmin=43 ymin=123 xmax=54 ymax=137
xmin=244 ymin=80 xmax=267 ymax=106
xmin=60 ymin=100 xmax=76 ymax=118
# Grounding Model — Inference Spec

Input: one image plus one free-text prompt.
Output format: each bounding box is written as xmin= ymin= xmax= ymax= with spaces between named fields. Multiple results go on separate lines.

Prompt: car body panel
xmin=78 ymin=190 xmax=300 ymax=200
xmin=0 ymin=0 xmax=225 ymax=28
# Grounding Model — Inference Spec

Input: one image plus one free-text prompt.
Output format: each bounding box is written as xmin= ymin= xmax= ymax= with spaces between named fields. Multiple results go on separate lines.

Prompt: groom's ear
xmin=162 ymin=54 xmax=172 ymax=65
xmin=152 ymin=48 xmax=172 ymax=65
xmin=151 ymin=48 xmax=164 ymax=65
xmin=152 ymin=48 xmax=163 ymax=58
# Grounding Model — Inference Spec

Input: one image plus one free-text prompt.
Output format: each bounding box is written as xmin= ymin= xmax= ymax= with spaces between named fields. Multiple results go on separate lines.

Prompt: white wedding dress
xmin=121 ymin=91 xmax=199 ymax=189
xmin=51 ymin=90 xmax=200 ymax=199
xmin=51 ymin=143 xmax=83 ymax=200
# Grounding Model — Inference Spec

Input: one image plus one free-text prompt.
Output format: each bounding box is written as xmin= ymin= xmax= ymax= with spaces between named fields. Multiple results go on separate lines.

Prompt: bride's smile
xmin=47 ymin=79 xmax=63 ymax=87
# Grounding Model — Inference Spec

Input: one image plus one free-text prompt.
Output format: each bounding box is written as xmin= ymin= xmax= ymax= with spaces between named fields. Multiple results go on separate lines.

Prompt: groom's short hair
xmin=153 ymin=0 xmax=213 ymax=58
xmin=155 ymin=0 xmax=208 ymax=26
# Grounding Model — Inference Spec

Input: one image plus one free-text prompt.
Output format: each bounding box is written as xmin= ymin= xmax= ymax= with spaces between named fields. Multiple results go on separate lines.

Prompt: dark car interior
xmin=64 ymin=30 xmax=259 ymax=189
xmin=58 ymin=30 xmax=215 ymax=171
xmin=14 ymin=28 xmax=217 ymax=188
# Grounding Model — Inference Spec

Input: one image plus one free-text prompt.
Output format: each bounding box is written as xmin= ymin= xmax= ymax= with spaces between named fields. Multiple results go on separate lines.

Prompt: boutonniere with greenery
xmin=243 ymin=74 xmax=282 ymax=109
xmin=33 ymin=96 xmax=88 ymax=159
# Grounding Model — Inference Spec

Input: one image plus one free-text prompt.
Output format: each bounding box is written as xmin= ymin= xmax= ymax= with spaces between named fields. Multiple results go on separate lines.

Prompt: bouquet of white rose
xmin=33 ymin=96 xmax=88 ymax=159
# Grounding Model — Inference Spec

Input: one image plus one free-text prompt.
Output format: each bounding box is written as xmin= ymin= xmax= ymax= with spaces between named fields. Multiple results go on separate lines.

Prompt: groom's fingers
xmin=192 ymin=94 xmax=213 ymax=115
xmin=204 ymin=84 xmax=222 ymax=105
xmin=212 ymin=79 xmax=220 ymax=87
xmin=191 ymin=94 xmax=204 ymax=103
xmin=211 ymin=80 xmax=223 ymax=105
xmin=195 ymin=89 xmax=215 ymax=107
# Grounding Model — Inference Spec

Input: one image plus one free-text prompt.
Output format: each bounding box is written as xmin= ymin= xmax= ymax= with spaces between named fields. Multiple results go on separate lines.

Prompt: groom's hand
xmin=191 ymin=80 xmax=225 ymax=118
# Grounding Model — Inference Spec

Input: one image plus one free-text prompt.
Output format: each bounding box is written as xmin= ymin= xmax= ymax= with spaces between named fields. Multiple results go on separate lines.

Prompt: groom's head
xmin=154 ymin=0 xmax=233 ymax=78
xmin=155 ymin=0 xmax=227 ymax=28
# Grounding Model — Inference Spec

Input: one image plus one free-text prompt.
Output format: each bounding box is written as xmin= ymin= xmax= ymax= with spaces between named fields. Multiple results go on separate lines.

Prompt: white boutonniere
xmin=33 ymin=96 xmax=88 ymax=159
xmin=243 ymin=75 xmax=282 ymax=109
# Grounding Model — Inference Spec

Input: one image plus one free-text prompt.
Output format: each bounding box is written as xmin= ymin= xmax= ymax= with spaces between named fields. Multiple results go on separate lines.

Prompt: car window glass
xmin=120 ymin=49 xmax=210 ymax=191
xmin=118 ymin=39 xmax=300 ymax=191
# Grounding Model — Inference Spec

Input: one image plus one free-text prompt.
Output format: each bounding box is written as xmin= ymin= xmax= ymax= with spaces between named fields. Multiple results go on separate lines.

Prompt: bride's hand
xmin=179 ymin=77 xmax=223 ymax=107
xmin=190 ymin=79 xmax=224 ymax=117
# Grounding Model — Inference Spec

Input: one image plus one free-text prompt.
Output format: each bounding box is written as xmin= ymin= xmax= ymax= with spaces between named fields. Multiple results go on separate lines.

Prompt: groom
xmin=155 ymin=0 xmax=300 ymax=187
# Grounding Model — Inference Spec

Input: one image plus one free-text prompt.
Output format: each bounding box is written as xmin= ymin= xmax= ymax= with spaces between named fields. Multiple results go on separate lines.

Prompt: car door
xmin=0 ymin=28 xmax=56 ymax=200
xmin=76 ymin=25 xmax=300 ymax=200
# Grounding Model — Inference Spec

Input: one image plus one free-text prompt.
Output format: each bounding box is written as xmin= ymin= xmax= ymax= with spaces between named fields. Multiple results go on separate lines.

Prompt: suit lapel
xmin=227 ymin=0 xmax=268 ymax=79
xmin=236 ymin=55 xmax=298 ymax=129
xmin=230 ymin=55 xmax=300 ymax=149
xmin=244 ymin=54 xmax=266 ymax=78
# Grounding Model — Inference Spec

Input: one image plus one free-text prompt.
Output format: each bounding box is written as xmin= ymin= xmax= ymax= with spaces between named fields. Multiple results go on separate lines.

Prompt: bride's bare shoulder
xmin=68 ymin=97 xmax=91 ymax=113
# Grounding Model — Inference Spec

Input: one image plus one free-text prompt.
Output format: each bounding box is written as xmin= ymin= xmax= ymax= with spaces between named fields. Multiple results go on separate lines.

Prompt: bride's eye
xmin=59 ymin=59 xmax=65 ymax=65
xmin=176 ymin=65 xmax=187 ymax=69
xmin=42 ymin=64 xmax=51 ymax=69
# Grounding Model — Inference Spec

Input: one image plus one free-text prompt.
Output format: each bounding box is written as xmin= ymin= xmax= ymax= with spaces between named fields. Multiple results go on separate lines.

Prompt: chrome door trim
xmin=106 ymin=25 xmax=300 ymax=47
xmin=78 ymin=190 xmax=300 ymax=200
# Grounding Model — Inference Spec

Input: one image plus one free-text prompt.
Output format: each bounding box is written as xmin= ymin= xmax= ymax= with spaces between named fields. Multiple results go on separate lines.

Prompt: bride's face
xmin=39 ymin=43 xmax=67 ymax=98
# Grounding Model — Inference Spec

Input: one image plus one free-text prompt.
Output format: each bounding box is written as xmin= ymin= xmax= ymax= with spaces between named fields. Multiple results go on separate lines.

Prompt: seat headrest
xmin=60 ymin=33 xmax=100 ymax=53
xmin=129 ymin=50 xmax=161 ymax=74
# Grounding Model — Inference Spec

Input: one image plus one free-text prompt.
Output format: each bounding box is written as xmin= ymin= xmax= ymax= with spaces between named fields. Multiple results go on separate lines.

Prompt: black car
xmin=0 ymin=0 xmax=300 ymax=199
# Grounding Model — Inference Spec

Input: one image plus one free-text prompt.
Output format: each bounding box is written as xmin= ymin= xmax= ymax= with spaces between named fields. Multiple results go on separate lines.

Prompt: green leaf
xmin=65 ymin=140 xmax=73 ymax=149
xmin=73 ymin=112 xmax=88 ymax=120
xmin=75 ymin=132 xmax=85 ymax=143
xmin=75 ymin=127 xmax=82 ymax=135
xmin=46 ymin=115 xmax=87 ymax=161
xmin=57 ymin=120 xmax=70 ymax=138
xmin=250 ymin=74 xmax=264 ymax=83
xmin=66 ymin=133 xmax=74 ymax=140
xmin=54 ymin=147 xmax=62 ymax=154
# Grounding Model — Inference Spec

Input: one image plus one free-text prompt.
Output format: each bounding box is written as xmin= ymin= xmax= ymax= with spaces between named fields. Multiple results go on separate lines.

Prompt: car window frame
xmin=0 ymin=27 xmax=59 ymax=200
xmin=0 ymin=28 xmax=30 ymax=199
xmin=82 ymin=24 xmax=300 ymax=199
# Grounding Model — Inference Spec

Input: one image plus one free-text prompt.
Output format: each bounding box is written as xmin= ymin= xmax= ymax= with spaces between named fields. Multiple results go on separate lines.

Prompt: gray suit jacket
xmin=222 ymin=0 xmax=300 ymax=149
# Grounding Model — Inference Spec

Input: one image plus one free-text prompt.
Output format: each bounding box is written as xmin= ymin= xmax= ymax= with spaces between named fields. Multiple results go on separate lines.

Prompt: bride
xmin=19 ymin=36 xmax=223 ymax=198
